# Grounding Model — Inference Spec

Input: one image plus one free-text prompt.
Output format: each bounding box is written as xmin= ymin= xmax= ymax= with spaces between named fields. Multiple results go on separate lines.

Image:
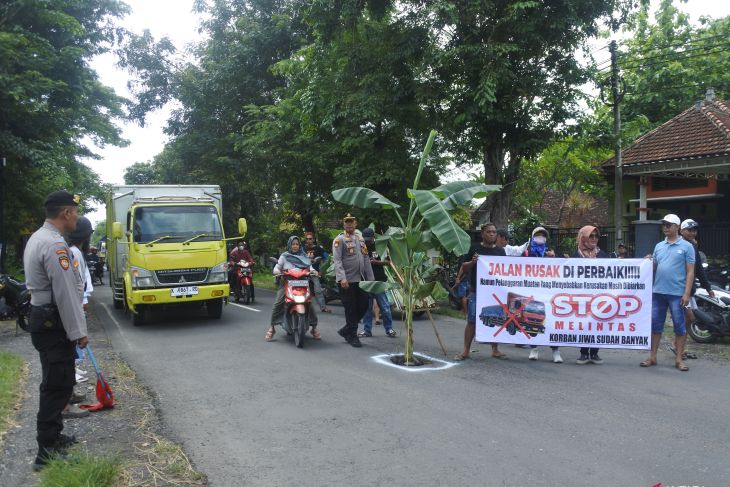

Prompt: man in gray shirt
xmin=333 ymin=214 xmax=374 ymax=347
xmin=24 ymin=190 xmax=89 ymax=470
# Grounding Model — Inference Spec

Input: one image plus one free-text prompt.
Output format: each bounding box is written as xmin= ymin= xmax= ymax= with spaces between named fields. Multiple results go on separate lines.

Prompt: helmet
xmin=67 ymin=216 xmax=93 ymax=241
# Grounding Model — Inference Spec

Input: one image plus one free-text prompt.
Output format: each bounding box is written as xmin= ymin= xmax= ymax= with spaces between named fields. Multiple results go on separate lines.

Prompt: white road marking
xmin=99 ymin=302 xmax=127 ymax=339
xmin=229 ymin=302 xmax=261 ymax=312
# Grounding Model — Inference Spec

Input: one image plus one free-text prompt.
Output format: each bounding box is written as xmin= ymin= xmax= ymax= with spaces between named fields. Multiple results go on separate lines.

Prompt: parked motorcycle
xmin=688 ymin=286 xmax=730 ymax=343
xmin=233 ymin=260 xmax=253 ymax=304
xmin=0 ymin=274 xmax=31 ymax=333
xmin=87 ymin=260 xmax=103 ymax=286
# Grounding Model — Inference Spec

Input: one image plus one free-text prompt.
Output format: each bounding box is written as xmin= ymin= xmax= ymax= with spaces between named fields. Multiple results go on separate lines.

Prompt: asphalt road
xmin=93 ymin=280 xmax=729 ymax=487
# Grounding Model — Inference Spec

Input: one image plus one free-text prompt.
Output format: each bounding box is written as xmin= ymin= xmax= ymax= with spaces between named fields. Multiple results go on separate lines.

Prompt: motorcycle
xmin=87 ymin=260 xmax=103 ymax=286
xmin=688 ymin=286 xmax=730 ymax=343
xmin=233 ymin=260 xmax=253 ymax=304
xmin=270 ymin=257 xmax=315 ymax=348
xmin=0 ymin=274 xmax=31 ymax=334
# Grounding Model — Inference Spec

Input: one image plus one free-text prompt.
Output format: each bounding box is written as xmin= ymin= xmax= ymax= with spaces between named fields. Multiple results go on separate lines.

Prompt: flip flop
xmin=320 ymin=307 xmax=332 ymax=313
xmin=453 ymin=353 xmax=470 ymax=361
xmin=676 ymin=362 xmax=689 ymax=371
xmin=684 ymin=352 xmax=698 ymax=359
xmin=491 ymin=353 xmax=509 ymax=360
xmin=640 ymin=359 xmax=657 ymax=367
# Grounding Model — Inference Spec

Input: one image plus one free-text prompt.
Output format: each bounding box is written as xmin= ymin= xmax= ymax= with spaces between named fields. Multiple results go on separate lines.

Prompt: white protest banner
xmin=475 ymin=257 xmax=653 ymax=349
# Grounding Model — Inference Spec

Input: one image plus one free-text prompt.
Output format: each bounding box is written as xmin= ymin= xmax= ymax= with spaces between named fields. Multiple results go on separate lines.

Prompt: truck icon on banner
xmin=479 ymin=292 xmax=546 ymax=336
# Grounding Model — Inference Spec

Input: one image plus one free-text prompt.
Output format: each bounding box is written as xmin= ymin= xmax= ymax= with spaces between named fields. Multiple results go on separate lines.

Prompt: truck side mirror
xmin=112 ymin=222 xmax=122 ymax=240
xmin=238 ymin=218 xmax=247 ymax=237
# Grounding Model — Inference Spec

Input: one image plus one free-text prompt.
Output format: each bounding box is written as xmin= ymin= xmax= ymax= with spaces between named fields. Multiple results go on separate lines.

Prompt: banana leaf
xmin=359 ymin=280 xmax=400 ymax=294
xmin=331 ymin=187 xmax=400 ymax=209
xmin=413 ymin=281 xmax=437 ymax=299
xmin=441 ymin=184 xmax=501 ymax=211
xmin=409 ymin=189 xmax=471 ymax=255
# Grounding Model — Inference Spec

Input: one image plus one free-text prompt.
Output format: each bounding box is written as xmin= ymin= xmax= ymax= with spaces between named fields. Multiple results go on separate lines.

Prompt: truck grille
xmin=155 ymin=268 xmax=209 ymax=285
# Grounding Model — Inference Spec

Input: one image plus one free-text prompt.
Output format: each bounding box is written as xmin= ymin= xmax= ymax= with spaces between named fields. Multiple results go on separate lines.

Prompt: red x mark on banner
xmin=492 ymin=293 xmax=533 ymax=339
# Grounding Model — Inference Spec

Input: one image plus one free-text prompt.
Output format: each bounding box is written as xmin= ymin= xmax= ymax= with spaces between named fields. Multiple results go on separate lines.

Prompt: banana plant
xmin=331 ymin=130 xmax=500 ymax=364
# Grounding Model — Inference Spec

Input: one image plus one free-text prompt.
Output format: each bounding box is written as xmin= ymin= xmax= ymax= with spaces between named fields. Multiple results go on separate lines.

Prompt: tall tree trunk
xmin=483 ymin=145 xmax=518 ymax=228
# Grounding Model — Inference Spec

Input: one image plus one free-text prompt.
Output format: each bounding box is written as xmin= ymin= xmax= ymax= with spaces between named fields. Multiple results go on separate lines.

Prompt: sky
xmin=84 ymin=0 xmax=730 ymax=223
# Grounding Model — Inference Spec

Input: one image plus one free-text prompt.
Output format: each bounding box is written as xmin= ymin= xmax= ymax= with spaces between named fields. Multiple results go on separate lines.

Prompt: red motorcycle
xmin=280 ymin=267 xmax=315 ymax=348
xmin=233 ymin=260 xmax=253 ymax=304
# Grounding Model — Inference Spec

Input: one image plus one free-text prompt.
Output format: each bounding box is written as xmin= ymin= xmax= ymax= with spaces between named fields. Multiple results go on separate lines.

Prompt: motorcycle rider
xmin=85 ymin=246 xmax=102 ymax=285
xmin=265 ymin=236 xmax=319 ymax=341
xmin=229 ymin=240 xmax=255 ymax=302
xmin=304 ymin=231 xmax=332 ymax=313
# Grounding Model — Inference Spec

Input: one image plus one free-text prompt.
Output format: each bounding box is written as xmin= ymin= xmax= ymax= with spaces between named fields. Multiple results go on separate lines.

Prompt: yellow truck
xmin=106 ymin=185 xmax=246 ymax=325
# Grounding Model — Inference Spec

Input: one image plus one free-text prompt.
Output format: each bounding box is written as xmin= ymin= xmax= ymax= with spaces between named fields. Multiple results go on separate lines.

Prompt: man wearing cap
xmin=495 ymin=228 xmax=528 ymax=256
xmin=358 ymin=228 xmax=396 ymax=338
xmin=641 ymin=214 xmax=695 ymax=371
xmin=332 ymin=214 xmax=374 ymax=347
xmin=679 ymin=219 xmax=714 ymax=347
xmin=24 ymin=191 xmax=89 ymax=469
xmin=304 ymin=231 xmax=331 ymax=313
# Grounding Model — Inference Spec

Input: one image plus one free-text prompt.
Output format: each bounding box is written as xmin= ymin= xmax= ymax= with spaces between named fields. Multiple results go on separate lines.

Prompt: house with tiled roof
xmin=603 ymin=88 xmax=730 ymax=258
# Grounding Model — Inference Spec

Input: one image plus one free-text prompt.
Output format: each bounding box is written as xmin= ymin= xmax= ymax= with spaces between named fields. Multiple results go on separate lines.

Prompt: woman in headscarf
xmin=572 ymin=225 xmax=611 ymax=365
xmin=523 ymin=227 xmax=562 ymax=363
xmin=265 ymin=235 xmax=320 ymax=341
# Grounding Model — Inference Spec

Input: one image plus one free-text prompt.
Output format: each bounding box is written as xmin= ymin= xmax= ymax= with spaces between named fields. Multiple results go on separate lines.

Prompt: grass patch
xmin=432 ymin=306 xmax=465 ymax=320
xmin=39 ymin=450 xmax=121 ymax=487
xmin=133 ymin=435 xmax=205 ymax=485
xmin=0 ymin=351 xmax=25 ymax=443
xmin=253 ymin=272 xmax=277 ymax=291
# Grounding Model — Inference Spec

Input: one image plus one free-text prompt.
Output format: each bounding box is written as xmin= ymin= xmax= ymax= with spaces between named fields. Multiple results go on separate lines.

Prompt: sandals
xmin=676 ymin=361 xmax=689 ymax=372
xmin=491 ymin=352 xmax=509 ymax=360
xmin=454 ymin=353 xmax=469 ymax=361
xmin=639 ymin=359 xmax=657 ymax=367
xmin=265 ymin=328 xmax=275 ymax=342
xmin=669 ymin=346 xmax=698 ymax=360
xmin=310 ymin=327 xmax=321 ymax=340
xmin=320 ymin=307 xmax=332 ymax=313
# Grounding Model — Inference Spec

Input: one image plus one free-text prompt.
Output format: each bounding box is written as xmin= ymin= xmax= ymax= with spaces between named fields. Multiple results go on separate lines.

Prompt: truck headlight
xmin=130 ymin=266 xmax=154 ymax=288
xmin=209 ymin=262 xmax=228 ymax=283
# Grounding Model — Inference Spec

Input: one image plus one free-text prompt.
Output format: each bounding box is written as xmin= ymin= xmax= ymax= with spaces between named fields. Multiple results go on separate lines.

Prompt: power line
xmin=618 ymin=39 xmax=730 ymax=66
xmin=596 ymin=41 xmax=730 ymax=75
xmin=616 ymin=32 xmax=730 ymax=56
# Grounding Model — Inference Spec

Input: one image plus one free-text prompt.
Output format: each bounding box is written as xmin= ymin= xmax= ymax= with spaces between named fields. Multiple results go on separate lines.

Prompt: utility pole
xmin=0 ymin=156 xmax=5 ymax=273
xmin=609 ymin=40 xmax=624 ymax=242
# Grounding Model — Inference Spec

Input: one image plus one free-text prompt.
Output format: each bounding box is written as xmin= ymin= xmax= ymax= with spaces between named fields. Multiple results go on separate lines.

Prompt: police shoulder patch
xmin=59 ymin=256 xmax=70 ymax=270
xmin=55 ymin=248 xmax=68 ymax=255
xmin=334 ymin=239 xmax=340 ymax=248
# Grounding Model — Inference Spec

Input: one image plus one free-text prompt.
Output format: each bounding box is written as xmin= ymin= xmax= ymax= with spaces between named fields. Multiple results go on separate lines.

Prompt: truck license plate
xmin=170 ymin=286 xmax=199 ymax=297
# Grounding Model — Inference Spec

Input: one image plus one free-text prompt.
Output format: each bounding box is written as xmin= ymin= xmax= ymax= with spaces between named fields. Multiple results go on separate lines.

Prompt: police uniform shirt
xmin=332 ymin=231 xmax=374 ymax=283
xmin=24 ymin=222 xmax=87 ymax=341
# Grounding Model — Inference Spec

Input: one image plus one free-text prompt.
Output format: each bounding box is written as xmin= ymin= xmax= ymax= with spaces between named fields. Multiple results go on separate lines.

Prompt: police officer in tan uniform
xmin=333 ymin=214 xmax=374 ymax=347
xmin=23 ymin=191 xmax=89 ymax=470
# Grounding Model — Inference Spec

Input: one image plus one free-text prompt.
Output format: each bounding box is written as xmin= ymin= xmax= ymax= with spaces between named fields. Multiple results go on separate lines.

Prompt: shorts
xmin=454 ymin=280 xmax=468 ymax=299
xmin=467 ymin=292 xmax=476 ymax=323
xmin=651 ymin=293 xmax=686 ymax=336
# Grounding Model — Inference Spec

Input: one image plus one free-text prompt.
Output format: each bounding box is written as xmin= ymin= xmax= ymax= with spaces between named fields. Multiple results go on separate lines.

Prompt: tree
xmin=124 ymin=162 xmax=159 ymax=185
xmin=0 ymin=0 xmax=130 ymax=258
xmin=333 ymin=130 xmax=500 ymax=364
xmin=417 ymin=0 xmax=629 ymax=227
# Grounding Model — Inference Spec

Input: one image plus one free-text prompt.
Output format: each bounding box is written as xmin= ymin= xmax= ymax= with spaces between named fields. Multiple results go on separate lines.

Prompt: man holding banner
xmin=474 ymin=234 xmax=653 ymax=355
xmin=640 ymin=214 xmax=695 ymax=371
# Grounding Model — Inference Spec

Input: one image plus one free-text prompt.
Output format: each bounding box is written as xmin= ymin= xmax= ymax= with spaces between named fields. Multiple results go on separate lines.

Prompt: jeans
xmin=651 ymin=292 xmax=686 ymax=336
xmin=311 ymin=275 xmax=326 ymax=310
xmin=362 ymin=292 xmax=393 ymax=333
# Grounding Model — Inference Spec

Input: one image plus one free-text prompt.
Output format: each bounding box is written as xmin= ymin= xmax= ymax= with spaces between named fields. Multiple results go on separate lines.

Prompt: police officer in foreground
xmin=24 ymin=191 xmax=89 ymax=470
xmin=333 ymin=214 xmax=374 ymax=347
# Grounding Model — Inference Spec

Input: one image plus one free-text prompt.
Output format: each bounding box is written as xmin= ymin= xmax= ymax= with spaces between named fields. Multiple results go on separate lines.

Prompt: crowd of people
xmin=22 ymin=188 xmax=714 ymax=472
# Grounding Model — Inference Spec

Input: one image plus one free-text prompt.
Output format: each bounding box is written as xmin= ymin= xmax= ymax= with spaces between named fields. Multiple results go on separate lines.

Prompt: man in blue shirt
xmin=641 ymin=214 xmax=695 ymax=371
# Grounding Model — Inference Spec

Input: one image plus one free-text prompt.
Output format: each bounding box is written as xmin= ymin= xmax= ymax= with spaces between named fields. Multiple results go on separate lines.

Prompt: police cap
xmin=343 ymin=213 xmax=356 ymax=222
xmin=44 ymin=191 xmax=80 ymax=207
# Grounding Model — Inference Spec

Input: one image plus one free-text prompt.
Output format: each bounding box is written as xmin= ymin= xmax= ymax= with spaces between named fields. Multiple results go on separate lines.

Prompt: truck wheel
xmin=507 ymin=323 xmax=516 ymax=335
xmin=133 ymin=305 xmax=147 ymax=327
xmin=207 ymin=298 xmax=223 ymax=319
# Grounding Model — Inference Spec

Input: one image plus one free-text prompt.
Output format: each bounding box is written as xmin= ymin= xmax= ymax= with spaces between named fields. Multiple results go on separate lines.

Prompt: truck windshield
xmin=133 ymin=205 xmax=223 ymax=244
xmin=524 ymin=301 xmax=545 ymax=314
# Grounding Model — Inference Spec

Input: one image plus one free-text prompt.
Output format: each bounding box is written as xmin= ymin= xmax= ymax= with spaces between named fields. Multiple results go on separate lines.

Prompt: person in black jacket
xmin=572 ymin=225 xmax=611 ymax=365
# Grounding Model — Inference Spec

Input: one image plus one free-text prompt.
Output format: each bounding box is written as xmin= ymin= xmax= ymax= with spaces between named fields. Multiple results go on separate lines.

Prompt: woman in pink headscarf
xmin=572 ymin=225 xmax=611 ymax=365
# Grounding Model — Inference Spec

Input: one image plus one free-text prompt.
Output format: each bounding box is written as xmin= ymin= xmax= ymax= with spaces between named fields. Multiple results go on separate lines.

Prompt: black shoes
xmin=590 ymin=354 xmax=604 ymax=364
xmin=32 ymin=435 xmax=77 ymax=471
xmin=576 ymin=353 xmax=590 ymax=365
xmin=337 ymin=327 xmax=362 ymax=347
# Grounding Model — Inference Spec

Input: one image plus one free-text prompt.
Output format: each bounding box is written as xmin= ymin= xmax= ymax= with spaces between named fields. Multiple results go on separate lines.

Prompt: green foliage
xmin=333 ymin=130 xmax=500 ymax=362
xmin=123 ymin=162 xmax=159 ymax=185
xmin=39 ymin=450 xmax=121 ymax=487
xmin=91 ymin=219 xmax=107 ymax=246
xmin=0 ymin=351 xmax=24 ymax=439
xmin=0 ymin=0 xmax=129 ymax=255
